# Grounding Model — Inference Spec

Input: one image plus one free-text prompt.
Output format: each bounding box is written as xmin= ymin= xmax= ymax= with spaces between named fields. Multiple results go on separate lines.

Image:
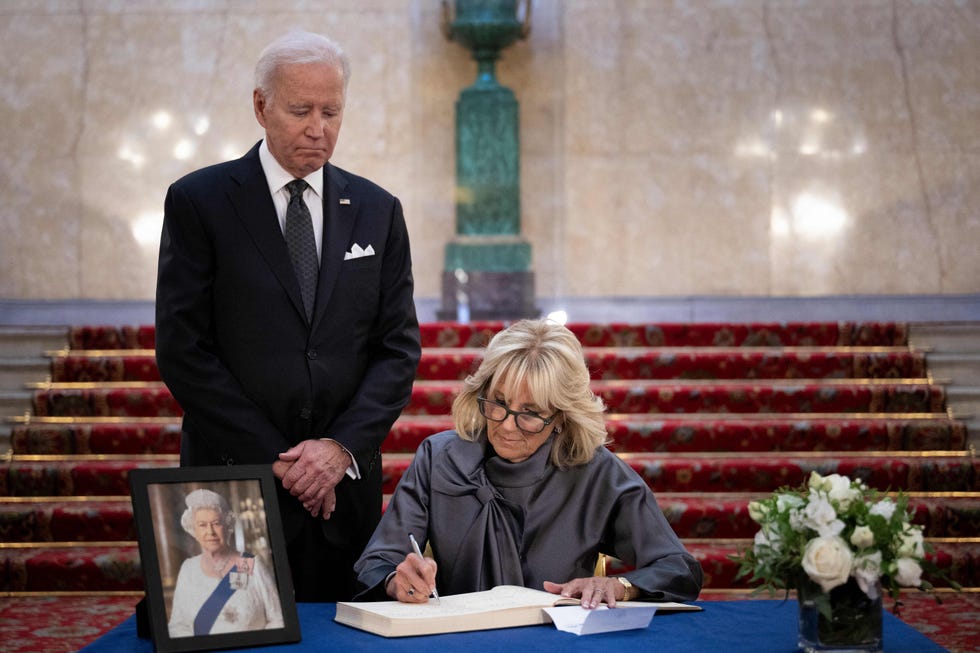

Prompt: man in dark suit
xmin=155 ymin=30 xmax=421 ymax=602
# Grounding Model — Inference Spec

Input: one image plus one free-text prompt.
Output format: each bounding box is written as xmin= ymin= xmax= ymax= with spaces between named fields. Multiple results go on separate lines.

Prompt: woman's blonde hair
xmin=452 ymin=319 xmax=608 ymax=468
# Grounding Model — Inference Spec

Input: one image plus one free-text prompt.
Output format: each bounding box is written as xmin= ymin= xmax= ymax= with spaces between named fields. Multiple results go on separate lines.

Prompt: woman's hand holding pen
xmin=386 ymin=550 xmax=439 ymax=603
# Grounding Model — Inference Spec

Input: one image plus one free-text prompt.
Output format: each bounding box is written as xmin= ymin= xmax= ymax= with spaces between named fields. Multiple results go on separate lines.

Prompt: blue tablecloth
xmin=77 ymin=600 xmax=947 ymax=653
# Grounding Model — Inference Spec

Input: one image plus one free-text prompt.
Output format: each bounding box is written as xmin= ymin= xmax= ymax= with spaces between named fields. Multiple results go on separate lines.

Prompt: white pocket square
xmin=344 ymin=243 xmax=375 ymax=260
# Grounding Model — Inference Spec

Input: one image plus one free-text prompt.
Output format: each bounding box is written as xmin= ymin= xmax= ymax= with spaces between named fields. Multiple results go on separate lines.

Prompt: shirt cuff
xmin=320 ymin=438 xmax=360 ymax=479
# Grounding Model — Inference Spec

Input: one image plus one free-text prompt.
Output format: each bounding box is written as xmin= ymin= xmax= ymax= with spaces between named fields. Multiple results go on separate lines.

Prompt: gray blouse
xmin=354 ymin=430 xmax=703 ymax=602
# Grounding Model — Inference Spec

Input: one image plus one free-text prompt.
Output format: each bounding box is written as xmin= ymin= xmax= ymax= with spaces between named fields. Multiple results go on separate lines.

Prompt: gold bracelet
xmin=616 ymin=576 xmax=635 ymax=601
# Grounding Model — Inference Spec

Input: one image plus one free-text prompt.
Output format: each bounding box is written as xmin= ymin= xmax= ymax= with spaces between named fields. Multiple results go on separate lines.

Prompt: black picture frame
xmin=129 ymin=465 xmax=300 ymax=652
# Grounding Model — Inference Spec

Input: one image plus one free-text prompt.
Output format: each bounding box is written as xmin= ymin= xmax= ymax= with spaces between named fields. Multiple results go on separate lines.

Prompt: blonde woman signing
xmin=354 ymin=319 xmax=703 ymax=608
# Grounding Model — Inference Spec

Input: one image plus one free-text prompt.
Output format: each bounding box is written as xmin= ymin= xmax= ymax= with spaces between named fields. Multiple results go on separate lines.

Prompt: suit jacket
xmin=155 ymin=141 xmax=421 ymax=553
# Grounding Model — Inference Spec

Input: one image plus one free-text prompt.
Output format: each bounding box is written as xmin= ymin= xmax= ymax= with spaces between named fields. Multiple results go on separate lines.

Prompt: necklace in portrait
xmin=209 ymin=553 xmax=230 ymax=576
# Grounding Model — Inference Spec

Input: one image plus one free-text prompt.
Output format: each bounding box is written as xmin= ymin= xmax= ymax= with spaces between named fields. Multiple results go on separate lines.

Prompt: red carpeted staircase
xmin=2 ymin=320 xmax=978 ymax=651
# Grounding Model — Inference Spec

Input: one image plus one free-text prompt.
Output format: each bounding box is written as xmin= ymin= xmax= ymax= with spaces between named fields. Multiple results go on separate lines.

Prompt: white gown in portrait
xmin=168 ymin=553 xmax=284 ymax=638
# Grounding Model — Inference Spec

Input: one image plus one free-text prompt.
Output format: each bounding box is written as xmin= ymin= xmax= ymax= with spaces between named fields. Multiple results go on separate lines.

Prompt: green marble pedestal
xmin=438 ymin=0 xmax=539 ymax=321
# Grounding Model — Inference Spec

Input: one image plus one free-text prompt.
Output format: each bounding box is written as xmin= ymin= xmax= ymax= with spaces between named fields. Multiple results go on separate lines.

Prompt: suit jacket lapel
xmin=312 ymin=164 xmax=356 ymax=329
xmin=228 ymin=144 xmax=308 ymax=322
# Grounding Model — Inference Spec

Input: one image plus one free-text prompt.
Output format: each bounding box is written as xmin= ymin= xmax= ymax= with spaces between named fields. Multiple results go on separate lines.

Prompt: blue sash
xmin=193 ymin=553 xmax=254 ymax=635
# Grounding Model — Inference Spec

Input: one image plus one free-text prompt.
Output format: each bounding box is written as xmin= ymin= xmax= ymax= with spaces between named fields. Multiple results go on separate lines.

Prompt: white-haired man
xmin=156 ymin=30 xmax=421 ymax=602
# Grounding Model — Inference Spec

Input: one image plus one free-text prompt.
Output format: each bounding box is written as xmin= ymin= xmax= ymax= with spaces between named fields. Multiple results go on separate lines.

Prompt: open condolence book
xmin=335 ymin=584 xmax=701 ymax=637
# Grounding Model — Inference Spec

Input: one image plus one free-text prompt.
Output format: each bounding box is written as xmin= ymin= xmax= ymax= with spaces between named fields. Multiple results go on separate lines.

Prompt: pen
xmin=409 ymin=533 xmax=440 ymax=603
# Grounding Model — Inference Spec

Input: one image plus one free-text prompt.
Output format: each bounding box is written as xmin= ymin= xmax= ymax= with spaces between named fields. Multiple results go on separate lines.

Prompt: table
xmin=77 ymin=600 xmax=947 ymax=653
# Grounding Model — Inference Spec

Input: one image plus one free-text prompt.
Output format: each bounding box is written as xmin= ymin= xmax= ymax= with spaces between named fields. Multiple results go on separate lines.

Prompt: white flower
xmin=823 ymin=474 xmax=861 ymax=510
xmin=803 ymin=493 xmax=835 ymax=524
xmin=896 ymin=526 xmax=925 ymax=558
xmin=776 ymin=493 xmax=805 ymax=513
xmin=850 ymin=525 xmax=875 ymax=549
xmin=852 ymin=550 xmax=883 ymax=599
xmin=748 ymin=500 xmax=768 ymax=523
xmin=802 ymin=494 xmax=844 ymax=537
xmin=802 ymin=535 xmax=854 ymax=593
xmin=895 ymin=558 xmax=923 ymax=587
xmin=869 ymin=498 xmax=896 ymax=521
xmin=788 ymin=507 xmax=808 ymax=532
xmin=823 ymin=519 xmax=845 ymax=537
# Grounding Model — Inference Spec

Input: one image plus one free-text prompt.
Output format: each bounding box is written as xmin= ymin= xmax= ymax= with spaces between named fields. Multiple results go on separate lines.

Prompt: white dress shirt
xmin=258 ymin=140 xmax=325 ymax=262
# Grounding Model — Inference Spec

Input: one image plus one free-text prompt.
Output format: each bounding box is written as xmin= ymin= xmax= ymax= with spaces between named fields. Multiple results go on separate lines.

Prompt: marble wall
xmin=1 ymin=0 xmax=977 ymax=306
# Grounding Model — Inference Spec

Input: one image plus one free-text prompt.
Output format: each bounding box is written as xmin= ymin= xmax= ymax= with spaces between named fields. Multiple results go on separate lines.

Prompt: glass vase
xmin=797 ymin=576 xmax=883 ymax=653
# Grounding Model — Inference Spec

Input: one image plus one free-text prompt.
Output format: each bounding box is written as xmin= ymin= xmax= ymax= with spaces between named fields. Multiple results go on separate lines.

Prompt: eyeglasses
xmin=477 ymin=397 xmax=557 ymax=434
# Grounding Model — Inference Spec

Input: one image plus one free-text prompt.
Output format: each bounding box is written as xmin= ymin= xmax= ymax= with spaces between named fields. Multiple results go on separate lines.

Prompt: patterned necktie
xmin=284 ymin=179 xmax=318 ymax=322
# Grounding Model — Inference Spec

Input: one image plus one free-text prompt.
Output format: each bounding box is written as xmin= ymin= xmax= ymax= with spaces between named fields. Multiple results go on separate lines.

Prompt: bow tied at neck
xmin=431 ymin=451 xmax=527 ymax=591
xmin=475 ymin=485 xmax=496 ymax=505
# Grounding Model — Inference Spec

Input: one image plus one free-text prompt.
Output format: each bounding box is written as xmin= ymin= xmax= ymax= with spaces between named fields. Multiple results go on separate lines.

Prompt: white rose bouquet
xmin=732 ymin=471 xmax=952 ymax=608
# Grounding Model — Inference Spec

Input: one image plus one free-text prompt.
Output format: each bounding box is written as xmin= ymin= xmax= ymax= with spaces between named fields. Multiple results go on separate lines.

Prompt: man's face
xmin=253 ymin=61 xmax=345 ymax=178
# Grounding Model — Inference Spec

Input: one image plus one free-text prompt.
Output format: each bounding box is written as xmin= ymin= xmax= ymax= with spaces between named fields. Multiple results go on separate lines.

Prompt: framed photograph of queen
xmin=129 ymin=465 xmax=300 ymax=652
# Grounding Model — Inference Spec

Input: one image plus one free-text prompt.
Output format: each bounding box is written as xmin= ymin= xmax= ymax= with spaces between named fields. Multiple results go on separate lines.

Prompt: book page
xmin=335 ymin=585 xmax=700 ymax=637
xmin=338 ymin=585 xmax=566 ymax=621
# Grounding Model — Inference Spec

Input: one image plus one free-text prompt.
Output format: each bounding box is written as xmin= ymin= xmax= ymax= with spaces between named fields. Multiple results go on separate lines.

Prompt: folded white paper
xmin=543 ymin=604 xmax=657 ymax=635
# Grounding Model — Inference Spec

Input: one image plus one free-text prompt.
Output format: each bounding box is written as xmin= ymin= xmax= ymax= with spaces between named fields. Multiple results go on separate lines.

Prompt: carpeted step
xmin=425 ymin=321 xmax=911 ymax=348
xmin=622 ymin=539 xmax=979 ymax=590
xmin=386 ymin=414 xmax=967 ymax=454
xmin=49 ymin=347 xmax=927 ymax=383
xmin=0 ymin=456 xmax=178 ymax=497
xmin=400 ymin=380 xmax=948 ymax=416
xmin=658 ymin=493 xmax=980 ymax=540
xmin=588 ymin=380 xmax=947 ymax=415
xmin=11 ymin=414 xmax=967 ymax=455
xmin=379 ymin=451 xmax=977 ymax=495
xmin=50 ymin=351 xmax=161 ymax=383
xmin=568 ymin=322 xmax=908 ymax=347
xmin=0 ymin=544 xmax=142 ymax=592
xmin=65 ymin=321 xmax=911 ymax=351
xmin=67 ymin=326 xmax=154 ymax=350
xmin=3 ymin=539 xmax=972 ymax=594
xmin=679 ymin=493 xmax=980 ymax=539
xmin=30 ymin=384 xmax=182 ymax=418
xmin=28 ymin=379 xmax=949 ymax=418
xmin=4 ymin=492 xmax=975 ymax=544
xmin=578 ymin=348 xmax=926 ymax=381
xmin=11 ymin=420 xmax=183 ymax=455
xmin=0 ymin=497 xmax=135 ymax=542
xmin=914 ymin=496 xmax=980 ymax=538
xmin=657 ymin=493 xmax=980 ymax=540
xmin=620 ymin=451 xmax=977 ymax=493
xmin=5 ymin=451 xmax=973 ymax=500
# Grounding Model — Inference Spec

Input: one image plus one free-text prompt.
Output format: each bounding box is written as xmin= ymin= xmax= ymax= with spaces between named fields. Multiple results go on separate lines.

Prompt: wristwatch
xmin=616 ymin=576 xmax=635 ymax=601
